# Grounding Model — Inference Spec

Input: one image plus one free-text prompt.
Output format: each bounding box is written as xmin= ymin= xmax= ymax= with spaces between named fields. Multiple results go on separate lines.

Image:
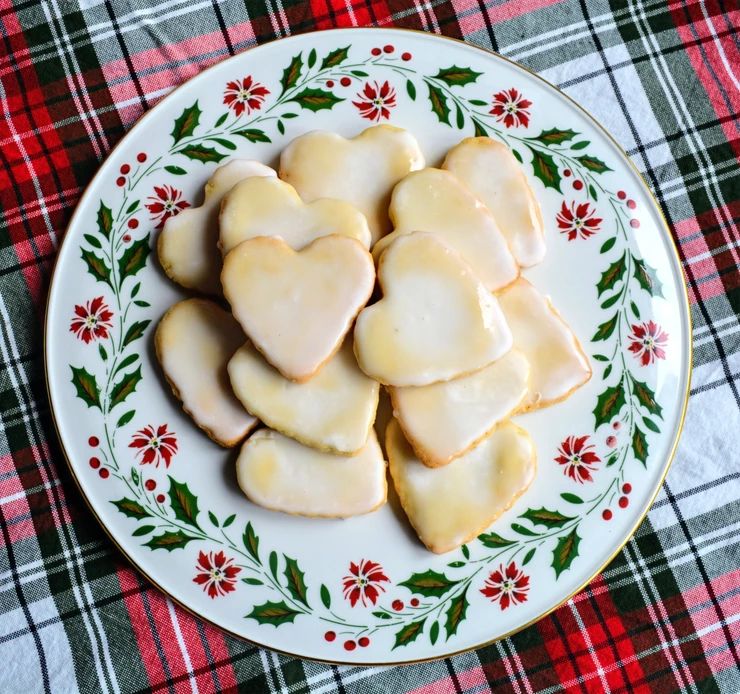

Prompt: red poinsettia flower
xmin=342 ymin=559 xmax=390 ymax=607
xmin=129 ymin=424 xmax=178 ymax=467
xmin=556 ymin=201 xmax=603 ymax=241
xmin=223 ymin=75 xmax=270 ymax=116
xmin=555 ymin=435 xmax=601 ymax=483
xmin=481 ymin=562 xmax=530 ymax=609
xmin=69 ymin=296 xmax=113 ymax=343
xmin=628 ymin=321 xmax=668 ymax=366
xmin=145 ymin=185 xmax=190 ymax=229
xmin=193 ymin=550 xmax=241 ymax=598
xmin=353 ymin=81 xmax=397 ymax=122
xmin=490 ymin=88 xmax=532 ymax=128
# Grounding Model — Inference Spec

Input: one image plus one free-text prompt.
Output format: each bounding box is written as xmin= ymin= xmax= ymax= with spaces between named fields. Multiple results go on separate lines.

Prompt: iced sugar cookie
xmin=372 ymin=168 xmax=519 ymax=291
xmin=279 ymin=125 xmax=424 ymax=246
xmin=498 ymin=278 xmax=591 ymax=410
xmin=222 ymin=235 xmax=375 ymax=381
xmin=443 ymin=138 xmax=545 ymax=267
xmin=228 ymin=339 xmax=379 ymax=454
xmin=157 ymin=160 xmax=275 ymax=294
xmin=155 ymin=298 xmax=258 ymax=447
xmin=219 ymin=176 xmax=371 ymax=255
xmin=236 ymin=429 xmax=387 ymax=518
xmin=386 ymin=419 xmax=536 ymax=553
xmin=354 ymin=232 xmax=512 ymax=386
xmin=390 ymin=349 xmax=529 ymax=467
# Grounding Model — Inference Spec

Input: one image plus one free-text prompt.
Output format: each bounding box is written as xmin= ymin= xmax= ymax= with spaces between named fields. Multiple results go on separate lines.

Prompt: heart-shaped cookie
xmin=498 ymin=278 xmax=591 ymax=410
xmin=222 ymin=235 xmax=375 ymax=381
xmin=157 ymin=160 xmax=275 ymax=294
xmin=279 ymin=124 xmax=425 ymax=246
xmin=228 ymin=339 xmax=379 ymax=454
xmin=389 ymin=349 xmax=530 ymax=467
xmin=219 ymin=176 xmax=371 ymax=255
xmin=443 ymin=138 xmax=545 ymax=267
xmin=386 ymin=419 xmax=536 ymax=553
xmin=155 ymin=298 xmax=258 ymax=446
xmin=236 ymin=428 xmax=387 ymax=518
xmin=354 ymin=232 xmax=512 ymax=386
xmin=372 ymin=168 xmax=519 ymax=291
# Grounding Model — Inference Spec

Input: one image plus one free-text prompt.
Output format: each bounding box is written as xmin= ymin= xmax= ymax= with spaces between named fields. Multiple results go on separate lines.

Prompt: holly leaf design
xmin=633 ymin=257 xmax=663 ymax=297
xmin=592 ymin=313 xmax=618 ymax=342
xmin=551 ymin=527 xmax=581 ymax=578
xmin=176 ymin=144 xmax=227 ymax=164
xmin=398 ymin=570 xmax=458 ymax=597
xmin=97 ymin=201 xmax=113 ymax=238
xmin=593 ymin=379 xmax=626 ymax=428
xmin=283 ymin=555 xmax=309 ymax=607
xmin=432 ymin=65 xmax=482 ymax=87
xmin=597 ymin=253 xmax=626 ymax=297
xmin=632 ymin=425 xmax=649 ymax=465
xmin=81 ymin=249 xmax=111 ymax=286
xmin=111 ymin=497 xmax=150 ymax=520
xmin=118 ymin=236 xmax=150 ymax=283
xmin=527 ymin=146 xmax=561 ymax=191
xmin=110 ymin=366 xmax=142 ymax=409
xmin=528 ymin=128 xmax=578 ymax=146
xmin=575 ymin=154 xmax=612 ymax=174
xmin=171 ymin=102 xmax=201 ymax=144
xmin=287 ymin=88 xmax=343 ymax=112
xmin=630 ymin=376 xmax=663 ymax=418
xmin=393 ymin=619 xmax=425 ymax=649
xmin=281 ymin=54 xmax=303 ymax=93
xmin=122 ymin=320 xmax=150 ymax=347
xmin=478 ymin=532 xmax=515 ymax=548
xmin=168 ymin=477 xmax=200 ymax=529
xmin=520 ymin=507 xmax=576 ymax=529
xmin=144 ymin=530 xmax=197 ymax=551
xmin=234 ymin=129 xmax=271 ymax=143
xmin=320 ymin=45 xmax=350 ymax=69
xmin=444 ymin=587 xmax=469 ymax=639
xmin=427 ymin=82 xmax=450 ymax=124
xmin=70 ymin=366 xmax=101 ymax=409
xmin=243 ymin=522 xmax=260 ymax=563
xmin=247 ymin=600 xmax=301 ymax=627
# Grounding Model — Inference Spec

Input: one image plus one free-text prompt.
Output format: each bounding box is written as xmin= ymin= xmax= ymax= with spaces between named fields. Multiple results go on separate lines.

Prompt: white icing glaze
xmin=443 ymin=138 xmax=545 ymax=267
xmin=372 ymin=168 xmax=519 ymax=291
xmin=279 ymin=124 xmax=424 ymax=246
xmin=155 ymin=298 xmax=257 ymax=446
xmin=236 ymin=429 xmax=387 ymax=518
xmin=157 ymin=160 xmax=275 ymax=294
xmin=354 ymin=232 xmax=512 ymax=386
xmin=386 ymin=419 xmax=536 ymax=553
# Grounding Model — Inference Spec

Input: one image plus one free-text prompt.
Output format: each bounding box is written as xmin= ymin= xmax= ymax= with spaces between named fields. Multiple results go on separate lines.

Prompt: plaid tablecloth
xmin=1 ymin=1 xmax=739 ymax=692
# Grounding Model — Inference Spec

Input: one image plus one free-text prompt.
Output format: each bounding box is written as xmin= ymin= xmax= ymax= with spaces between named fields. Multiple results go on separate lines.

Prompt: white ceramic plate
xmin=46 ymin=28 xmax=690 ymax=664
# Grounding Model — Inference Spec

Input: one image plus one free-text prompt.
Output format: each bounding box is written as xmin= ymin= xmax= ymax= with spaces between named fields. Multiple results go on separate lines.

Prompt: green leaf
xmin=110 ymin=366 xmax=142 ymax=409
xmin=131 ymin=282 xmax=141 ymax=298
xmin=132 ymin=525 xmax=155 ymax=537
xmin=243 ymin=577 xmax=264 ymax=586
xmin=444 ymin=587 xmax=468 ymax=639
xmin=632 ymin=425 xmax=649 ymax=465
xmin=122 ymin=320 xmax=151 ymax=347
xmin=589 ymin=183 xmax=599 ymax=201
xmin=520 ymin=507 xmax=576 ymax=529
xmin=571 ymin=140 xmax=590 ymax=150
xmin=631 ymin=301 xmax=641 ymax=319
xmin=84 ymin=233 xmax=102 ymax=249
xmin=593 ymin=380 xmax=626 ymax=429
xmin=522 ymin=547 xmax=536 ymax=565
xmin=576 ymin=154 xmax=612 ymax=174
xmin=116 ymin=409 xmax=135 ymax=427
xmin=320 ymin=45 xmax=349 ymax=69
xmin=144 ymin=530 xmax=196 ymax=551
xmin=427 ymin=82 xmax=450 ymax=124
xmin=512 ymin=148 xmax=523 ymax=164
xmin=208 ymin=137 xmax=236 ymax=150
xmin=134 ymin=300 xmax=150 ymax=308
xmin=601 ymin=294 xmax=621 ymax=309
xmin=432 ymin=65 xmax=482 ymax=87
xmin=70 ymin=366 xmax=100 ymax=409
xmin=597 ymin=253 xmax=626 ymax=296
xmin=208 ymin=511 xmax=219 ymax=527
xmin=171 ymin=102 xmax=201 ymax=143
xmin=283 ymin=555 xmax=309 ymax=607
xmin=320 ymin=584 xmax=331 ymax=609
xmin=372 ymin=610 xmax=393 ymax=620
xmin=164 ymin=165 xmax=187 ymax=175
xmin=126 ymin=200 xmax=139 ymax=214
xmin=269 ymin=551 xmax=279 ymax=580
xmin=287 ymin=87 xmax=343 ymax=112
xmin=406 ymin=79 xmax=416 ymax=100
xmin=277 ymin=120 xmax=285 ymax=135
xmin=472 ymin=118 xmax=488 ymax=137
xmin=81 ymin=249 xmax=111 ymax=285
xmin=247 ymin=600 xmax=301 ymax=626
xmin=282 ymin=112 xmax=298 ymax=119
xmin=592 ymin=314 xmax=618 ymax=342
xmin=167 ymin=477 xmax=200 ymax=529
xmin=529 ymin=128 xmax=578 ymax=146
xmin=243 ymin=522 xmax=260 ymax=563
xmin=630 ymin=376 xmax=663 ymax=418
xmin=307 ymin=48 xmax=316 ymax=68
xmin=551 ymin=527 xmax=581 ymax=578
xmin=97 ymin=201 xmax=113 ymax=238
xmin=351 ymin=70 xmax=368 ymax=77
xmin=600 ymin=237 xmax=616 ymax=254
xmin=111 ymin=497 xmax=150 ymax=520
xmin=461 ymin=544 xmax=470 ymax=560
xmin=527 ymin=146 xmax=561 ymax=191
xmin=118 ymin=236 xmax=151 ymax=283
xmin=398 ymin=570 xmax=458 ymax=597
xmin=592 ymin=353 xmax=609 ymax=362
xmin=429 ymin=621 xmax=440 ymax=645
xmin=131 ymin=468 xmax=139 ymax=485
xmin=633 ymin=257 xmax=663 ymax=297
xmin=478 ymin=532 xmax=515 ymax=548
xmin=393 ymin=619 xmax=425 ymax=649
xmin=606 ymin=453 xmax=618 ymax=467
xmin=234 ymin=129 xmax=271 ymax=143
xmin=469 ymin=98 xmax=488 ymax=106
xmin=447 ymin=561 xmax=465 ymax=568
xmin=511 ymin=523 xmax=540 ymax=537
xmin=223 ymin=514 xmax=236 ymax=528
xmin=455 ymin=103 xmax=465 ymax=129
xmin=604 ymin=364 xmax=613 ymax=379
xmin=98 ymin=344 xmax=107 ymax=362
xmin=214 ymin=112 xmax=228 ymax=128
xmin=643 ymin=416 xmax=660 ymax=433
xmin=114 ymin=354 xmax=138 ymax=375
xmin=560 ymin=492 xmax=584 ymax=504
xmin=176 ymin=144 xmax=227 ymax=163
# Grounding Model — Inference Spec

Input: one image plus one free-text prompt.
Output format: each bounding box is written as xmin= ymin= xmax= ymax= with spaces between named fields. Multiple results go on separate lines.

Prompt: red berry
xmin=383 ymin=44 xmax=394 ymax=53
xmin=619 ymin=496 xmax=629 ymax=508
xmin=340 ymin=77 xmax=351 ymax=87
xmin=630 ymin=219 xmax=640 ymax=229
xmin=156 ymin=494 xmax=165 ymax=503
xmin=623 ymin=483 xmax=632 ymax=494
xmin=137 ymin=152 xmax=147 ymax=163
xmin=88 ymin=436 xmax=99 ymax=447
xmin=371 ymin=47 xmax=381 ymax=56
xmin=324 ymin=631 xmax=336 ymax=642
xmin=99 ymin=468 xmax=110 ymax=479
xmin=116 ymin=177 xmax=125 ymax=187
xmin=145 ymin=479 xmax=156 ymax=491
xmin=627 ymin=199 xmax=636 ymax=209
xmin=358 ymin=636 xmax=370 ymax=647
xmin=612 ymin=421 xmax=621 ymax=431
xmin=120 ymin=164 xmax=130 ymax=175
xmin=573 ymin=180 xmax=584 ymax=190
xmin=602 ymin=509 xmax=613 ymax=521
xmin=392 ymin=599 xmax=404 ymax=611
xmin=344 ymin=640 xmax=356 ymax=651
xmin=563 ymin=169 xmax=572 ymax=177
xmin=617 ymin=190 xmax=626 ymax=200
xmin=123 ymin=234 xmax=132 ymax=243
xmin=410 ymin=598 xmax=419 ymax=607
xmin=127 ymin=218 xmax=139 ymax=229
xmin=326 ymin=80 xmax=334 ymax=88
xmin=89 ymin=457 xmax=100 ymax=469
xmin=402 ymin=52 xmax=412 ymax=61
xmin=606 ymin=435 xmax=617 ymax=448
